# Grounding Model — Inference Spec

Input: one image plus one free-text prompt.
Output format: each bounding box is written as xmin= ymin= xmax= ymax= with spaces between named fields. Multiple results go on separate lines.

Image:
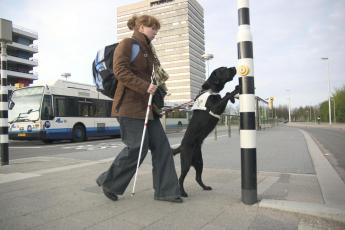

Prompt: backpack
xmin=92 ymin=40 xmax=140 ymax=98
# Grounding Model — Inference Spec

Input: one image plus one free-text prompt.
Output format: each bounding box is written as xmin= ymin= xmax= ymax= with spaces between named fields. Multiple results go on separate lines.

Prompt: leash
xmin=161 ymin=100 xmax=194 ymax=114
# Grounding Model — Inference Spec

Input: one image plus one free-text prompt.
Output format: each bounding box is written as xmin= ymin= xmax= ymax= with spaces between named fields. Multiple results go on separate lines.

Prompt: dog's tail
xmin=172 ymin=145 xmax=181 ymax=156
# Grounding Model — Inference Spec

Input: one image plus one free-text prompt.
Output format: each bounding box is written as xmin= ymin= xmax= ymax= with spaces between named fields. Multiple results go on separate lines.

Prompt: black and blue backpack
xmin=92 ymin=40 xmax=140 ymax=98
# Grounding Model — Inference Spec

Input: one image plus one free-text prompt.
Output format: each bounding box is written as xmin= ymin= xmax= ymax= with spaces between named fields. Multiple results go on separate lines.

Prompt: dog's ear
xmin=227 ymin=67 xmax=237 ymax=81
xmin=202 ymin=77 xmax=219 ymax=91
xmin=202 ymin=81 xmax=210 ymax=90
xmin=202 ymin=68 xmax=220 ymax=90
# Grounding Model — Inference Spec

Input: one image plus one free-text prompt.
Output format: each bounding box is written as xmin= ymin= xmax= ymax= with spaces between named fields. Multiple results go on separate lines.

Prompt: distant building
xmin=117 ymin=0 xmax=205 ymax=104
xmin=0 ymin=19 xmax=38 ymax=88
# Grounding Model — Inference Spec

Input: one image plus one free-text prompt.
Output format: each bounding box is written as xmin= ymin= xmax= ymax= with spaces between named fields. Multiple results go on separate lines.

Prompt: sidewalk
xmin=1 ymin=125 xmax=345 ymax=229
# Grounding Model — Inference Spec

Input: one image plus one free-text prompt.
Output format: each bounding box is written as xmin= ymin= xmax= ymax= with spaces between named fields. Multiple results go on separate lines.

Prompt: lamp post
xmin=321 ymin=57 xmax=331 ymax=125
xmin=201 ymin=53 xmax=214 ymax=78
xmin=286 ymin=89 xmax=291 ymax=123
xmin=61 ymin=72 xmax=71 ymax=80
xmin=331 ymin=97 xmax=336 ymax=123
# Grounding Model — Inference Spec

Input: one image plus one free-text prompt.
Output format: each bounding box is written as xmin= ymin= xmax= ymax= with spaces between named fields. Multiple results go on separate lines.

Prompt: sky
xmin=1 ymin=0 xmax=344 ymax=108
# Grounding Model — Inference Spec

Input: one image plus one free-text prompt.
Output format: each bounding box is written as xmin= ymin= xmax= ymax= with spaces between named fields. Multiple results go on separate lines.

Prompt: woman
xmin=96 ymin=15 xmax=182 ymax=203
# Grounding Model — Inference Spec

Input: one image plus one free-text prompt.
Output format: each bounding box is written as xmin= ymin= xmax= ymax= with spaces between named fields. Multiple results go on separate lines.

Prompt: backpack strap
xmin=96 ymin=40 xmax=139 ymax=65
xmin=130 ymin=41 xmax=140 ymax=62
xmin=115 ymin=39 xmax=140 ymax=111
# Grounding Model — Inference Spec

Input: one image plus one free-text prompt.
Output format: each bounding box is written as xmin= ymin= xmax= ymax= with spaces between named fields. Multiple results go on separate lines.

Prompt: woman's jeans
xmin=96 ymin=117 xmax=180 ymax=198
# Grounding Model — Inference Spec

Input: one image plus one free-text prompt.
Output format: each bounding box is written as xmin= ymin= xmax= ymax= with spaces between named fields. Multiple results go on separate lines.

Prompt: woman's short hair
xmin=127 ymin=15 xmax=161 ymax=31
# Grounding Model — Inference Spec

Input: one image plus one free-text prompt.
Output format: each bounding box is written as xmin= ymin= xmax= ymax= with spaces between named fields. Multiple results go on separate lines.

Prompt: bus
xmin=8 ymin=80 xmax=120 ymax=143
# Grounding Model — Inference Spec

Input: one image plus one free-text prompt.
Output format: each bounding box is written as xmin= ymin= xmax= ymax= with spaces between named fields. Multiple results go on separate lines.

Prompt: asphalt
xmin=1 ymin=123 xmax=345 ymax=230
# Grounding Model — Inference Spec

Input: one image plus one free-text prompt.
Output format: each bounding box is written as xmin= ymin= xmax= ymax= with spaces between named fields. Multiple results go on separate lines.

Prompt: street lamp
xmin=61 ymin=72 xmax=71 ymax=80
xmin=331 ymin=97 xmax=336 ymax=123
xmin=286 ymin=89 xmax=291 ymax=123
xmin=201 ymin=53 xmax=214 ymax=78
xmin=321 ymin=57 xmax=332 ymax=125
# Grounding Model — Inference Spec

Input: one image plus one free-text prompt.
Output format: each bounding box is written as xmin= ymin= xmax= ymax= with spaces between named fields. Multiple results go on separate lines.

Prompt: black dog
xmin=173 ymin=67 xmax=239 ymax=197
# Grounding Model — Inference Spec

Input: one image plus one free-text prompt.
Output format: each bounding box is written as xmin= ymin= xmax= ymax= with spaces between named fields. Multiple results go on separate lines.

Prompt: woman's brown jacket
xmin=111 ymin=30 xmax=155 ymax=119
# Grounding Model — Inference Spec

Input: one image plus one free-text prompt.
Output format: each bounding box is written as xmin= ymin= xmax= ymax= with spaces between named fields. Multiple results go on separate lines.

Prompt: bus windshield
xmin=9 ymin=86 xmax=44 ymax=123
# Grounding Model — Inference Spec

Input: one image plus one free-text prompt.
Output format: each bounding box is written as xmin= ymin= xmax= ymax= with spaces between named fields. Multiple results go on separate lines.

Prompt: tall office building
xmin=117 ymin=0 xmax=205 ymax=104
xmin=0 ymin=19 xmax=38 ymax=88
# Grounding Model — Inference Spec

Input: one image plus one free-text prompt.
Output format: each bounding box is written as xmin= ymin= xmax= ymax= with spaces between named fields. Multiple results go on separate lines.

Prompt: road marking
xmin=32 ymin=161 xmax=107 ymax=175
xmin=62 ymin=143 xmax=123 ymax=151
xmin=0 ymin=157 xmax=115 ymax=184
xmin=0 ymin=172 xmax=41 ymax=184
xmin=9 ymin=139 xmax=123 ymax=149
xmin=10 ymin=146 xmax=43 ymax=149
xmin=1 ymin=142 xmax=191 ymax=184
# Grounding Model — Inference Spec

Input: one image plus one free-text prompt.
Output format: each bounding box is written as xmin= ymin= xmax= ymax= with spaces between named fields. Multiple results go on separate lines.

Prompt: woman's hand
xmin=147 ymin=83 xmax=157 ymax=95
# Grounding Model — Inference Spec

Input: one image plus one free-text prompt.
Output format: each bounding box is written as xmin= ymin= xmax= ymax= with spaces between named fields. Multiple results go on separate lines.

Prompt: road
xmin=300 ymin=126 xmax=345 ymax=183
xmin=8 ymin=132 xmax=184 ymax=161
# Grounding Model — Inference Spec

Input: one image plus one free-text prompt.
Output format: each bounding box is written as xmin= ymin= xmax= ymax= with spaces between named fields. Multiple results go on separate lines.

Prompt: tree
xmin=333 ymin=86 xmax=345 ymax=122
xmin=275 ymin=105 xmax=289 ymax=121
xmin=319 ymin=85 xmax=345 ymax=123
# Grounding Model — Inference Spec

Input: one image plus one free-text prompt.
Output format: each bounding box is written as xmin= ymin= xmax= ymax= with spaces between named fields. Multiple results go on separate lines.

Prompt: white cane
xmin=131 ymin=93 xmax=153 ymax=196
xmin=131 ymin=68 xmax=156 ymax=196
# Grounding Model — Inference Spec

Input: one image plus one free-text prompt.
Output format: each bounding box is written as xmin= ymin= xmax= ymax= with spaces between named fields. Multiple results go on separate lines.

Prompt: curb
xmin=300 ymin=129 xmax=345 ymax=207
xmin=259 ymin=199 xmax=345 ymax=224
xmin=259 ymin=128 xmax=345 ymax=224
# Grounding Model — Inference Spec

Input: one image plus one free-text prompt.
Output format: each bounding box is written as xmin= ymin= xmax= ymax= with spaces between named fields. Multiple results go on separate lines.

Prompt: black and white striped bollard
xmin=237 ymin=0 xmax=257 ymax=204
xmin=1 ymin=41 xmax=9 ymax=165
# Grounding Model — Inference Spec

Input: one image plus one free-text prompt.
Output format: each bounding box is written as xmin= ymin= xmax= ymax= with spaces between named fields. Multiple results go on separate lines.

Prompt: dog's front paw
xmin=226 ymin=92 xmax=236 ymax=104
xmin=203 ymin=186 xmax=212 ymax=191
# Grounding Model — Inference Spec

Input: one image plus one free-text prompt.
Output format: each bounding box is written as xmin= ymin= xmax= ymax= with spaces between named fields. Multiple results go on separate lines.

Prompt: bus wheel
xmin=72 ymin=124 xmax=86 ymax=142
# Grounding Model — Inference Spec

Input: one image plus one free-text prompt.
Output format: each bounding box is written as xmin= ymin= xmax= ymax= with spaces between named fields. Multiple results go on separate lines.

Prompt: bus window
xmin=54 ymin=97 xmax=66 ymax=116
xmin=94 ymin=100 xmax=112 ymax=117
xmin=78 ymin=100 xmax=94 ymax=117
xmin=105 ymin=101 xmax=112 ymax=116
xmin=81 ymin=104 xmax=88 ymax=117
xmin=41 ymin=95 xmax=53 ymax=120
xmin=89 ymin=104 xmax=96 ymax=117
xmin=54 ymin=96 xmax=78 ymax=117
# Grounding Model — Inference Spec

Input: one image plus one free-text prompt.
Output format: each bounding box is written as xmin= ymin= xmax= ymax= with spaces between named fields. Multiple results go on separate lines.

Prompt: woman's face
xmin=139 ymin=25 xmax=158 ymax=41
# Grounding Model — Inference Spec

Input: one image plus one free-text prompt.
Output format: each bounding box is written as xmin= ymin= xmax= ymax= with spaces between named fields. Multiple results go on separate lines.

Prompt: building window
xmin=150 ymin=0 xmax=174 ymax=7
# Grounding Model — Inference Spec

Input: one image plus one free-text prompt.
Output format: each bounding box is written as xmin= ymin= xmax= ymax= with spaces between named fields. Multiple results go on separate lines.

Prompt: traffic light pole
xmin=237 ymin=0 xmax=257 ymax=204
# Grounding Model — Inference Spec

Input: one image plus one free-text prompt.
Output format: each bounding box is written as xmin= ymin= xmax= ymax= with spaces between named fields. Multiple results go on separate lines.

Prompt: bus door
xmin=93 ymin=99 xmax=113 ymax=135
xmin=78 ymin=99 xmax=97 ymax=135
xmin=52 ymin=96 xmax=79 ymax=138
xmin=41 ymin=95 xmax=54 ymax=121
